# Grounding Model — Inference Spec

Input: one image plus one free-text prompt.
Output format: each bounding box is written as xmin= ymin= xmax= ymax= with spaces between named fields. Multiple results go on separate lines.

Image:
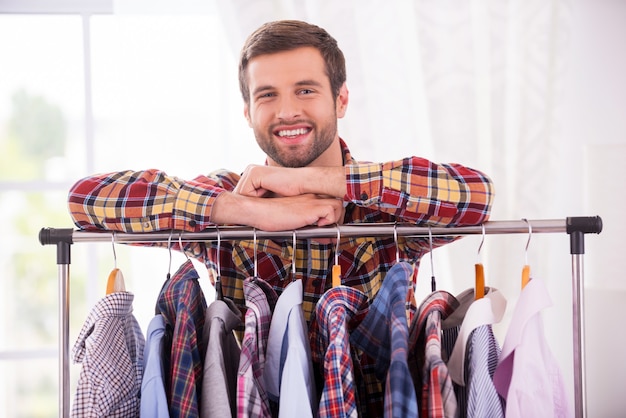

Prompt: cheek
xmin=248 ymin=105 xmax=272 ymax=128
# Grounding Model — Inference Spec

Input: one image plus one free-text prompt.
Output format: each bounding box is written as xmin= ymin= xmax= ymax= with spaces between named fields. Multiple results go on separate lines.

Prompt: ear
xmin=243 ymin=103 xmax=252 ymax=127
xmin=336 ymin=83 xmax=349 ymax=118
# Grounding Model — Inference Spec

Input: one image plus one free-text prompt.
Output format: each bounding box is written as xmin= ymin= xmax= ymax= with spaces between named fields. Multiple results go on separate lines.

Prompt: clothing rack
xmin=39 ymin=216 xmax=602 ymax=418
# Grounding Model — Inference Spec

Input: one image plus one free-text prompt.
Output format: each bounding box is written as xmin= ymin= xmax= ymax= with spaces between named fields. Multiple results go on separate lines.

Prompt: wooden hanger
xmin=521 ymin=219 xmax=532 ymax=289
xmin=106 ymin=268 xmax=126 ymax=294
xmin=475 ymin=224 xmax=486 ymax=300
xmin=332 ymin=225 xmax=342 ymax=287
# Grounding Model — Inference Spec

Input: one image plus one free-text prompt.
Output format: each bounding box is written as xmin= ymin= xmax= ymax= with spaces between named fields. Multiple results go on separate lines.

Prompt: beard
xmin=253 ymin=117 xmax=338 ymax=168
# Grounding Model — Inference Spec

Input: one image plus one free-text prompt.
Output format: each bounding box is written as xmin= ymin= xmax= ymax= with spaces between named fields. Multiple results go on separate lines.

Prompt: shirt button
xmin=189 ymin=220 xmax=197 ymax=227
xmin=360 ymin=192 xmax=368 ymax=200
xmin=407 ymin=201 xmax=413 ymax=207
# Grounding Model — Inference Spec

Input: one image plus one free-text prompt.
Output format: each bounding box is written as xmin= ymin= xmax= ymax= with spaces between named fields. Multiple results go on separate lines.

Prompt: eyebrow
xmin=251 ymin=79 xmax=325 ymax=97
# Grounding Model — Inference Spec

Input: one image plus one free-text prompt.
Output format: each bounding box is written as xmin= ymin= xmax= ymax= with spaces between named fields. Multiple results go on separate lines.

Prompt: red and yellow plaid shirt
xmin=68 ymin=139 xmax=494 ymax=326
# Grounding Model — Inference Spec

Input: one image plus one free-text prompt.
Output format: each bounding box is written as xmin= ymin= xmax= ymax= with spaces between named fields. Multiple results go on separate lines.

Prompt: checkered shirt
xmin=71 ymin=291 xmax=145 ymax=417
xmin=409 ymin=291 xmax=460 ymax=418
xmin=157 ymin=260 xmax=208 ymax=418
xmin=309 ymin=285 xmax=369 ymax=418
xmin=350 ymin=261 xmax=419 ymax=418
xmin=236 ymin=277 xmax=278 ymax=418
xmin=68 ymin=139 xmax=494 ymax=331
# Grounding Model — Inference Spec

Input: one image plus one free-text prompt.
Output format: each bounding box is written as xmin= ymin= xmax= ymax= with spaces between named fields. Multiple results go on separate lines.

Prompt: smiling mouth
xmin=275 ymin=127 xmax=311 ymax=138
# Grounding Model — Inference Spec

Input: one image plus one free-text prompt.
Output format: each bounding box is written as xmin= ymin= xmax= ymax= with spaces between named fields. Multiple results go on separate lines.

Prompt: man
xmin=69 ymin=20 xmax=494 ymax=321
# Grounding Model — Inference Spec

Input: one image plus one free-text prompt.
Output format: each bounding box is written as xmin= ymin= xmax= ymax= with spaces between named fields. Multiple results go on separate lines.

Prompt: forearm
xmin=68 ymin=169 xmax=222 ymax=232
xmin=299 ymin=166 xmax=347 ymax=198
xmin=211 ymin=191 xmax=344 ymax=231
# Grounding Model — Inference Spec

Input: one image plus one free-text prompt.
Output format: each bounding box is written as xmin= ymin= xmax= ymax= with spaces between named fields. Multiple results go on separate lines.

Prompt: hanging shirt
xmin=350 ymin=261 xmax=418 ymax=418
xmin=141 ymin=314 xmax=169 ymax=418
xmin=464 ymin=326 xmax=504 ymax=418
xmin=446 ymin=289 xmax=506 ymax=418
xmin=310 ymin=285 xmax=369 ymax=418
xmin=201 ymin=297 xmax=242 ymax=418
xmin=71 ymin=291 xmax=145 ymax=417
xmin=237 ymin=277 xmax=278 ymax=418
xmin=409 ymin=290 xmax=460 ymax=418
xmin=493 ymin=278 xmax=572 ymax=418
xmin=157 ymin=260 xmax=208 ymax=418
xmin=67 ymin=139 xmax=494 ymax=329
xmin=264 ymin=280 xmax=317 ymax=418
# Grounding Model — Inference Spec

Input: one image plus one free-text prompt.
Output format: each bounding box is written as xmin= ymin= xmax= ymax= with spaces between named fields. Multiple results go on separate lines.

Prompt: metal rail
xmin=39 ymin=216 xmax=602 ymax=417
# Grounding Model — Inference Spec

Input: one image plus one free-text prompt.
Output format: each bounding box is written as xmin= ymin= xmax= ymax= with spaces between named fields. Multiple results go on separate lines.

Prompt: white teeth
xmin=277 ymin=128 xmax=308 ymax=137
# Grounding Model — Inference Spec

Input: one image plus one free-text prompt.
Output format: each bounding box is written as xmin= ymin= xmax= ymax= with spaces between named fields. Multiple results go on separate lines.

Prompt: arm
xmin=68 ymin=168 xmax=344 ymax=233
xmin=68 ymin=169 xmax=231 ymax=232
xmin=233 ymin=158 xmax=494 ymax=227
xmin=345 ymin=157 xmax=495 ymax=226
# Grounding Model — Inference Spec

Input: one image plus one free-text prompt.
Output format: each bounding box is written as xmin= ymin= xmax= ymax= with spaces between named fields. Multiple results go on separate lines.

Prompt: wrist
xmin=301 ymin=166 xmax=347 ymax=198
xmin=211 ymin=192 xmax=254 ymax=226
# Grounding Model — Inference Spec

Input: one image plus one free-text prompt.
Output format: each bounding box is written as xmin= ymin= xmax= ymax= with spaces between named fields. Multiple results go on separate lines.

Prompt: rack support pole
xmin=40 ymin=228 xmax=73 ymax=418
xmin=58 ymin=253 xmax=70 ymax=418
xmin=567 ymin=216 xmax=602 ymax=418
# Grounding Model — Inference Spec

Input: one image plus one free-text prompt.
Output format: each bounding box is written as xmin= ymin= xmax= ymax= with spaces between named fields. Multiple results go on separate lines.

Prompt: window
xmin=0 ymin=7 xmax=254 ymax=416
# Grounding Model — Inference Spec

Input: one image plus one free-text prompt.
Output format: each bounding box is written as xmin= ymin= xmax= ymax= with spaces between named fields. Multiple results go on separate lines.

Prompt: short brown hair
xmin=238 ymin=20 xmax=346 ymax=104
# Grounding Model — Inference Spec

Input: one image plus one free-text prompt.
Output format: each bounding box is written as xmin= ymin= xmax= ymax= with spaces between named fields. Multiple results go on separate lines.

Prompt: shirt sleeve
xmin=344 ymin=157 xmax=495 ymax=226
xmin=68 ymin=169 xmax=240 ymax=232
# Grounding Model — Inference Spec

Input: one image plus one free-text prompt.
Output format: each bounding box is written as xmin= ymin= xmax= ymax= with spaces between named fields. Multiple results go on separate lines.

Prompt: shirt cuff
xmin=172 ymin=180 xmax=219 ymax=231
xmin=344 ymin=163 xmax=383 ymax=205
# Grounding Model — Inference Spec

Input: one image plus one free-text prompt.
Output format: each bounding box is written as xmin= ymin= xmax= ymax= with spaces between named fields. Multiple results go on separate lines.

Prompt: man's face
xmin=244 ymin=46 xmax=348 ymax=167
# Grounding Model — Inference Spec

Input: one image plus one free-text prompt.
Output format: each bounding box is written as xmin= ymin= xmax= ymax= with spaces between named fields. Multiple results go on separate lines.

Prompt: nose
xmin=276 ymin=94 xmax=302 ymax=121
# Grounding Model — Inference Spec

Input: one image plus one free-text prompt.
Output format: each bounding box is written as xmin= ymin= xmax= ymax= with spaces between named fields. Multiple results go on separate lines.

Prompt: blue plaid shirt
xmin=350 ymin=262 xmax=419 ymax=417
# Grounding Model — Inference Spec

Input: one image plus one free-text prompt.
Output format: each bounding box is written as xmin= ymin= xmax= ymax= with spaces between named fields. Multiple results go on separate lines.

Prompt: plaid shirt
xmin=350 ymin=261 xmax=419 ymax=418
xmin=409 ymin=291 xmax=460 ymax=418
xmin=237 ymin=277 xmax=278 ymax=418
xmin=72 ymin=292 xmax=145 ymax=417
xmin=68 ymin=139 xmax=493 ymax=327
xmin=309 ymin=286 xmax=369 ymax=418
xmin=157 ymin=260 xmax=208 ymax=418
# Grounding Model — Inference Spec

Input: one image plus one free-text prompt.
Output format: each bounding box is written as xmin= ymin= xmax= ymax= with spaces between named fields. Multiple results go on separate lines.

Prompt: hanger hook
xmin=393 ymin=222 xmax=400 ymax=263
xmin=477 ymin=223 xmax=486 ymax=259
xmin=428 ymin=225 xmax=436 ymax=291
xmin=334 ymin=224 xmax=341 ymax=266
xmin=167 ymin=229 xmax=174 ymax=278
xmin=253 ymin=228 xmax=258 ymax=278
xmin=292 ymin=230 xmax=297 ymax=277
xmin=215 ymin=225 xmax=221 ymax=278
xmin=522 ymin=218 xmax=532 ymax=264
xmin=178 ymin=231 xmax=190 ymax=261
xmin=111 ymin=231 xmax=118 ymax=269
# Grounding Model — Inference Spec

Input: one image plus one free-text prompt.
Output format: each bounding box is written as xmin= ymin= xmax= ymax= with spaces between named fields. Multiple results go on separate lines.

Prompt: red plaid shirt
xmin=157 ymin=260 xmax=207 ymax=418
xmin=68 ymin=139 xmax=494 ymax=326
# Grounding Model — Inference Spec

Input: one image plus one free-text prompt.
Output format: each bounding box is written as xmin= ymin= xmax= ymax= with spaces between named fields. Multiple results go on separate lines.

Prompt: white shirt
xmin=493 ymin=278 xmax=572 ymax=418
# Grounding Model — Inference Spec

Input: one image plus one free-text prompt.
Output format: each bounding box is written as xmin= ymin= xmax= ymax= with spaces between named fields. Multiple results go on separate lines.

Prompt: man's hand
xmin=233 ymin=165 xmax=347 ymax=199
xmin=211 ymin=192 xmax=344 ymax=231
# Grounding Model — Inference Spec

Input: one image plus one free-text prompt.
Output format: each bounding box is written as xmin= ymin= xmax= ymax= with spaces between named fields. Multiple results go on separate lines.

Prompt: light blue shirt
xmin=140 ymin=314 xmax=169 ymax=418
xmin=264 ymin=280 xmax=316 ymax=418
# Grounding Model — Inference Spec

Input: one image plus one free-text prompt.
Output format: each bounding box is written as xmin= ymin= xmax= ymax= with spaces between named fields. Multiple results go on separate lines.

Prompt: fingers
xmin=234 ymin=165 xmax=304 ymax=198
xmin=315 ymin=199 xmax=345 ymax=227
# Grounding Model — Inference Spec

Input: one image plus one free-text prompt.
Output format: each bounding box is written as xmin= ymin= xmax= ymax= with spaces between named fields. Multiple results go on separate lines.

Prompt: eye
xmin=298 ymin=89 xmax=314 ymax=95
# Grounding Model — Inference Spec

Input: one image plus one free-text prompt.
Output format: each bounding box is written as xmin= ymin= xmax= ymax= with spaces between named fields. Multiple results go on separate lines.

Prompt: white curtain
xmin=214 ymin=0 xmax=576 ymax=309
xmin=213 ymin=1 xmax=626 ymax=414
xmin=216 ymin=0 xmax=573 ymax=216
